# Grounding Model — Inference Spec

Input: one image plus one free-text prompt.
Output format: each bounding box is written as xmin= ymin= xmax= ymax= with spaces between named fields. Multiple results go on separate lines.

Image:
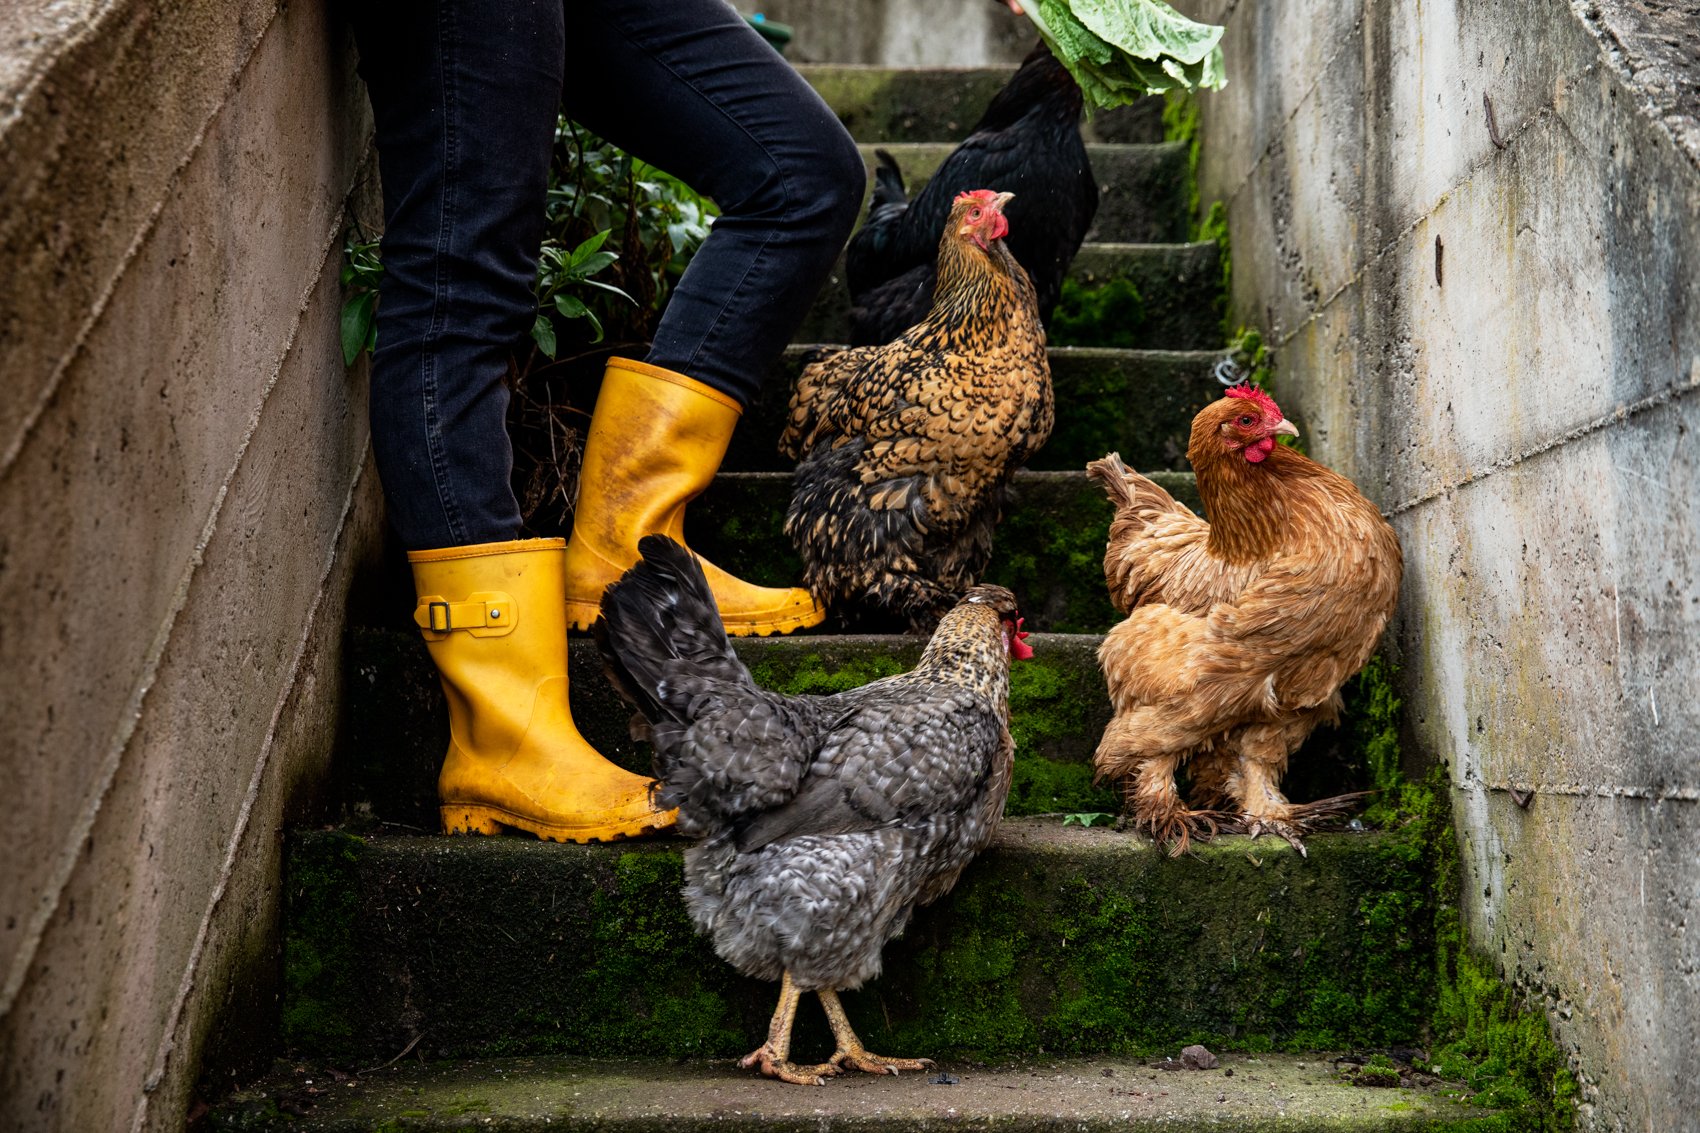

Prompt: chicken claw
xmin=1243 ymin=816 xmax=1309 ymax=857
xmin=831 ymin=1050 xmax=936 ymax=1076
xmin=1138 ymin=807 xmax=1230 ymax=857
xmin=739 ymin=1044 xmax=839 ymax=1086
xmin=816 ymin=988 xmax=935 ymax=1076
xmin=1236 ymin=790 xmax=1373 ymax=856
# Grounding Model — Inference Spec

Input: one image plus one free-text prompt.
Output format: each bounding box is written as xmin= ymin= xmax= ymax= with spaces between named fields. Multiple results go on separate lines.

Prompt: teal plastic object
xmin=744 ymin=12 xmax=794 ymax=53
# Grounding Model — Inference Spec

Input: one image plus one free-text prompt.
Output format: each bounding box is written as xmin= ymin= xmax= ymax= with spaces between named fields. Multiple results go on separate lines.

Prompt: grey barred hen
xmin=594 ymin=535 xmax=1031 ymax=1085
xmin=781 ymin=189 xmax=1053 ymax=631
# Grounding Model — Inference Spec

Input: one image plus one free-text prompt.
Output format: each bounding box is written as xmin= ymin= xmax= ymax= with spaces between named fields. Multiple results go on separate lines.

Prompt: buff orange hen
xmin=1088 ymin=385 xmax=1402 ymax=854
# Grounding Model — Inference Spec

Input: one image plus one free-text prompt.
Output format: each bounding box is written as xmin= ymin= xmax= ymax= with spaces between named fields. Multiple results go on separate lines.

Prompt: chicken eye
xmin=1237 ymin=414 xmax=1256 ymax=426
xmin=969 ymin=208 xmax=982 ymax=220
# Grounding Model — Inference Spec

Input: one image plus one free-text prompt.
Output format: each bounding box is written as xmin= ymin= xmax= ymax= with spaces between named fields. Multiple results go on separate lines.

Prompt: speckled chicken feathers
xmin=781 ymin=205 xmax=1053 ymax=625
xmin=595 ymin=536 xmax=1019 ymax=991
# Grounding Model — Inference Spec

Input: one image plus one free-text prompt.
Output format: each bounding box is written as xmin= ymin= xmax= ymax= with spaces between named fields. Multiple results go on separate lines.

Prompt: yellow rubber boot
xmin=562 ymin=358 xmax=825 ymax=635
xmin=410 ymin=538 xmax=674 ymax=842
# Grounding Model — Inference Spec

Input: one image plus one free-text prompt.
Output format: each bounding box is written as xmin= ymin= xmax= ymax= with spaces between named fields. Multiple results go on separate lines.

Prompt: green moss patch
xmin=283 ymin=821 xmax=1440 ymax=1066
xmin=283 ymin=831 xmax=368 ymax=1055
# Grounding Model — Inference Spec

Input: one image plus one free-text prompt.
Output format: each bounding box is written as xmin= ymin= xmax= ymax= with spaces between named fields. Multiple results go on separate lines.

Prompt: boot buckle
xmin=415 ymin=592 xmax=517 ymax=639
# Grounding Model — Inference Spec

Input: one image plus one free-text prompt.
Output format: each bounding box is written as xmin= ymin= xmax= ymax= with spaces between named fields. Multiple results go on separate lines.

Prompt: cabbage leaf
xmin=1025 ymin=0 xmax=1226 ymax=107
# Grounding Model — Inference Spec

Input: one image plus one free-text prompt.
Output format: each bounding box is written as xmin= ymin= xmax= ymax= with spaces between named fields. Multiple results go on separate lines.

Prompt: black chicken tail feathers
xmin=593 ymin=535 xmax=749 ymax=725
xmin=871 ymin=148 xmax=909 ymax=211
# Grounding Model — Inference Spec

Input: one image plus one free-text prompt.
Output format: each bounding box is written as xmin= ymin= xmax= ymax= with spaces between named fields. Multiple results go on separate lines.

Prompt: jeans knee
xmin=802 ymin=128 xmax=867 ymax=240
xmin=729 ymin=124 xmax=864 ymax=243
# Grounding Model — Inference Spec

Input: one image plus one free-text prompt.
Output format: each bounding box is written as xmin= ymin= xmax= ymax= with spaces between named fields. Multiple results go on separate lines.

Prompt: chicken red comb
xmin=1225 ymin=382 xmax=1283 ymax=421
xmin=955 ymin=189 xmax=1005 ymax=208
xmin=1010 ymin=616 xmax=1034 ymax=661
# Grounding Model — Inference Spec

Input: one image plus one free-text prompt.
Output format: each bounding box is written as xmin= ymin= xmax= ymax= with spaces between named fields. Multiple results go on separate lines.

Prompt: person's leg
xmin=557 ymin=0 xmax=864 ymax=633
xmin=351 ymin=0 xmax=560 ymax=551
xmin=562 ymin=0 xmax=865 ymax=404
xmin=352 ymin=1 xmax=671 ymax=840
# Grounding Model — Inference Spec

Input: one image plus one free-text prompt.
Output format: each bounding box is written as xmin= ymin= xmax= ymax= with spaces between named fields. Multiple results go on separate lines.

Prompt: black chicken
xmin=844 ymin=41 xmax=1098 ymax=346
xmin=595 ymin=535 xmax=1032 ymax=1085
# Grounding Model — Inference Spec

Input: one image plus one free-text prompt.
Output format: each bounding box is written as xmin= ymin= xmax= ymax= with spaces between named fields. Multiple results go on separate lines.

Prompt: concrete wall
xmin=0 ymin=2 xmax=382 ymax=1130
xmin=751 ymin=0 xmax=1033 ymax=65
xmin=1192 ymin=0 xmax=1699 ymax=1128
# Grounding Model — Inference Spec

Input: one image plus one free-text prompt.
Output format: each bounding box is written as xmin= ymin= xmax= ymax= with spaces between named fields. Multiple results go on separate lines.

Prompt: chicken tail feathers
xmin=594 ymin=535 xmax=751 ymax=726
xmin=1086 ymin=452 xmax=1182 ymax=524
xmin=870 ymin=148 xmax=909 ymax=218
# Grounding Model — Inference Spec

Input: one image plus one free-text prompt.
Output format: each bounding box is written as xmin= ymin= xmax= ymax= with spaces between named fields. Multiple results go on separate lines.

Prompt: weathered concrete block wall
xmin=1191 ymin=0 xmax=1699 ymax=1127
xmin=0 ymin=2 xmax=382 ymax=1130
xmin=754 ymin=0 xmax=1033 ymax=65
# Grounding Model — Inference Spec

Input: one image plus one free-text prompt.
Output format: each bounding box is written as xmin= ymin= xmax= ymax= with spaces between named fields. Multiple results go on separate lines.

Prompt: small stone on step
xmin=1180 ymin=1044 xmax=1218 ymax=1070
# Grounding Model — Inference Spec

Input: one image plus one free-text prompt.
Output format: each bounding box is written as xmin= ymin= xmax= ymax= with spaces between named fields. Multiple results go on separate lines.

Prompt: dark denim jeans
xmin=351 ymin=0 xmax=864 ymax=550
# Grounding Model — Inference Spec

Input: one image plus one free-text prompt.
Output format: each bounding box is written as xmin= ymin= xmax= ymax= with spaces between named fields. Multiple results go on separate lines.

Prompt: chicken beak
xmin=993 ymin=191 xmax=1015 ymax=210
xmin=1273 ymin=418 xmax=1300 ymax=439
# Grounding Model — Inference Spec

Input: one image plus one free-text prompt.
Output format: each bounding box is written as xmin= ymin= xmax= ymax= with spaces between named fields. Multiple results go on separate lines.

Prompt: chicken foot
xmin=1122 ymin=753 xmax=1225 ymax=857
xmin=1220 ymin=752 xmax=1372 ymax=856
xmin=739 ymin=972 xmax=841 ymax=1086
xmin=817 ymin=988 xmax=936 ymax=1076
xmin=1232 ymin=791 xmax=1374 ymax=856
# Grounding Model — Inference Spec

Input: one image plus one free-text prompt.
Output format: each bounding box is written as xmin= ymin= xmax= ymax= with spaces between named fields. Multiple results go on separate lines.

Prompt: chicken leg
xmin=1096 ymin=712 xmax=1225 ymax=855
xmin=1115 ymin=747 xmax=1220 ymax=856
xmin=817 ymin=988 xmax=936 ymax=1075
xmin=1217 ymin=719 xmax=1366 ymax=856
xmin=739 ymin=972 xmax=840 ymax=1086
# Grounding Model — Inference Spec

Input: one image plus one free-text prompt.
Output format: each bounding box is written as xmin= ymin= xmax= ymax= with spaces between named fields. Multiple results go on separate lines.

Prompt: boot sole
xmin=441 ymin=803 xmax=675 ymax=844
xmin=565 ymin=602 xmax=826 ymax=637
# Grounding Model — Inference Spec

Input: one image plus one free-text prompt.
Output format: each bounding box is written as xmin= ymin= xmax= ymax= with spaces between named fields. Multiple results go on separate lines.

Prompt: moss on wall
xmin=282 ymin=831 xmax=368 ymax=1056
xmin=1423 ymin=796 xmax=1578 ymax=1130
xmin=1334 ymin=654 xmax=1574 ymax=1130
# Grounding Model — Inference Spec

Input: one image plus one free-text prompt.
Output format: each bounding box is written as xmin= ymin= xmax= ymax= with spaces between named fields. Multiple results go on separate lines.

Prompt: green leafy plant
xmin=533 ymin=228 xmax=631 ymax=352
xmin=535 ymin=121 xmax=716 ymax=360
xmin=1061 ymin=812 xmax=1114 ymax=827
xmin=338 ymin=234 xmax=382 ymax=366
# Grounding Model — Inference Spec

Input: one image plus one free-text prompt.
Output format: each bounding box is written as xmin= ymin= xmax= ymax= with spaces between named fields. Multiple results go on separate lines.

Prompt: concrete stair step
xmin=277 ymin=818 xmax=1437 ymax=1068
xmin=794 ymin=240 xmax=1223 ymax=349
xmin=727 ymin=346 xmax=1228 ymax=473
xmin=210 ymin=1051 xmax=1495 ymax=1131
xmin=340 ymin=630 xmax=1119 ymax=833
xmin=686 ymin=468 xmax=1194 ymax=633
xmin=853 ymin=142 xmax=1190 ymax=245
xmin=797 ymin=63 xmax=1165 ymax=145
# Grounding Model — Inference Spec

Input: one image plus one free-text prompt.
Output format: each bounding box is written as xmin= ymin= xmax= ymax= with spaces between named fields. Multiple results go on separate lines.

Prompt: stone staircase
xmin=210 ymin=63 xmax=1493 ymax=1132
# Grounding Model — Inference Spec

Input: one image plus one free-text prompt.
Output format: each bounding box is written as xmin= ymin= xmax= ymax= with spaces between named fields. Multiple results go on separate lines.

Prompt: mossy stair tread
xmin=797 ymin=63 xmax=1164 ymax=144
xmin=727 ymin=346 xmax=1228 ymax=473
xmin=853 ymin=141 xmax=1189 ymax=244
xmin=341 ymin=630 xmax=1120 ymax=832
xmin=211 ymin=1052 xmax=1497 ymax=1132
xmin=688 ymin=469 xmax=1187 ymax=635
xmin=794 ymin=240 xmax=1223 ymax=349
xmin=281 ymin=820 xmax=1439 ymax=1066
